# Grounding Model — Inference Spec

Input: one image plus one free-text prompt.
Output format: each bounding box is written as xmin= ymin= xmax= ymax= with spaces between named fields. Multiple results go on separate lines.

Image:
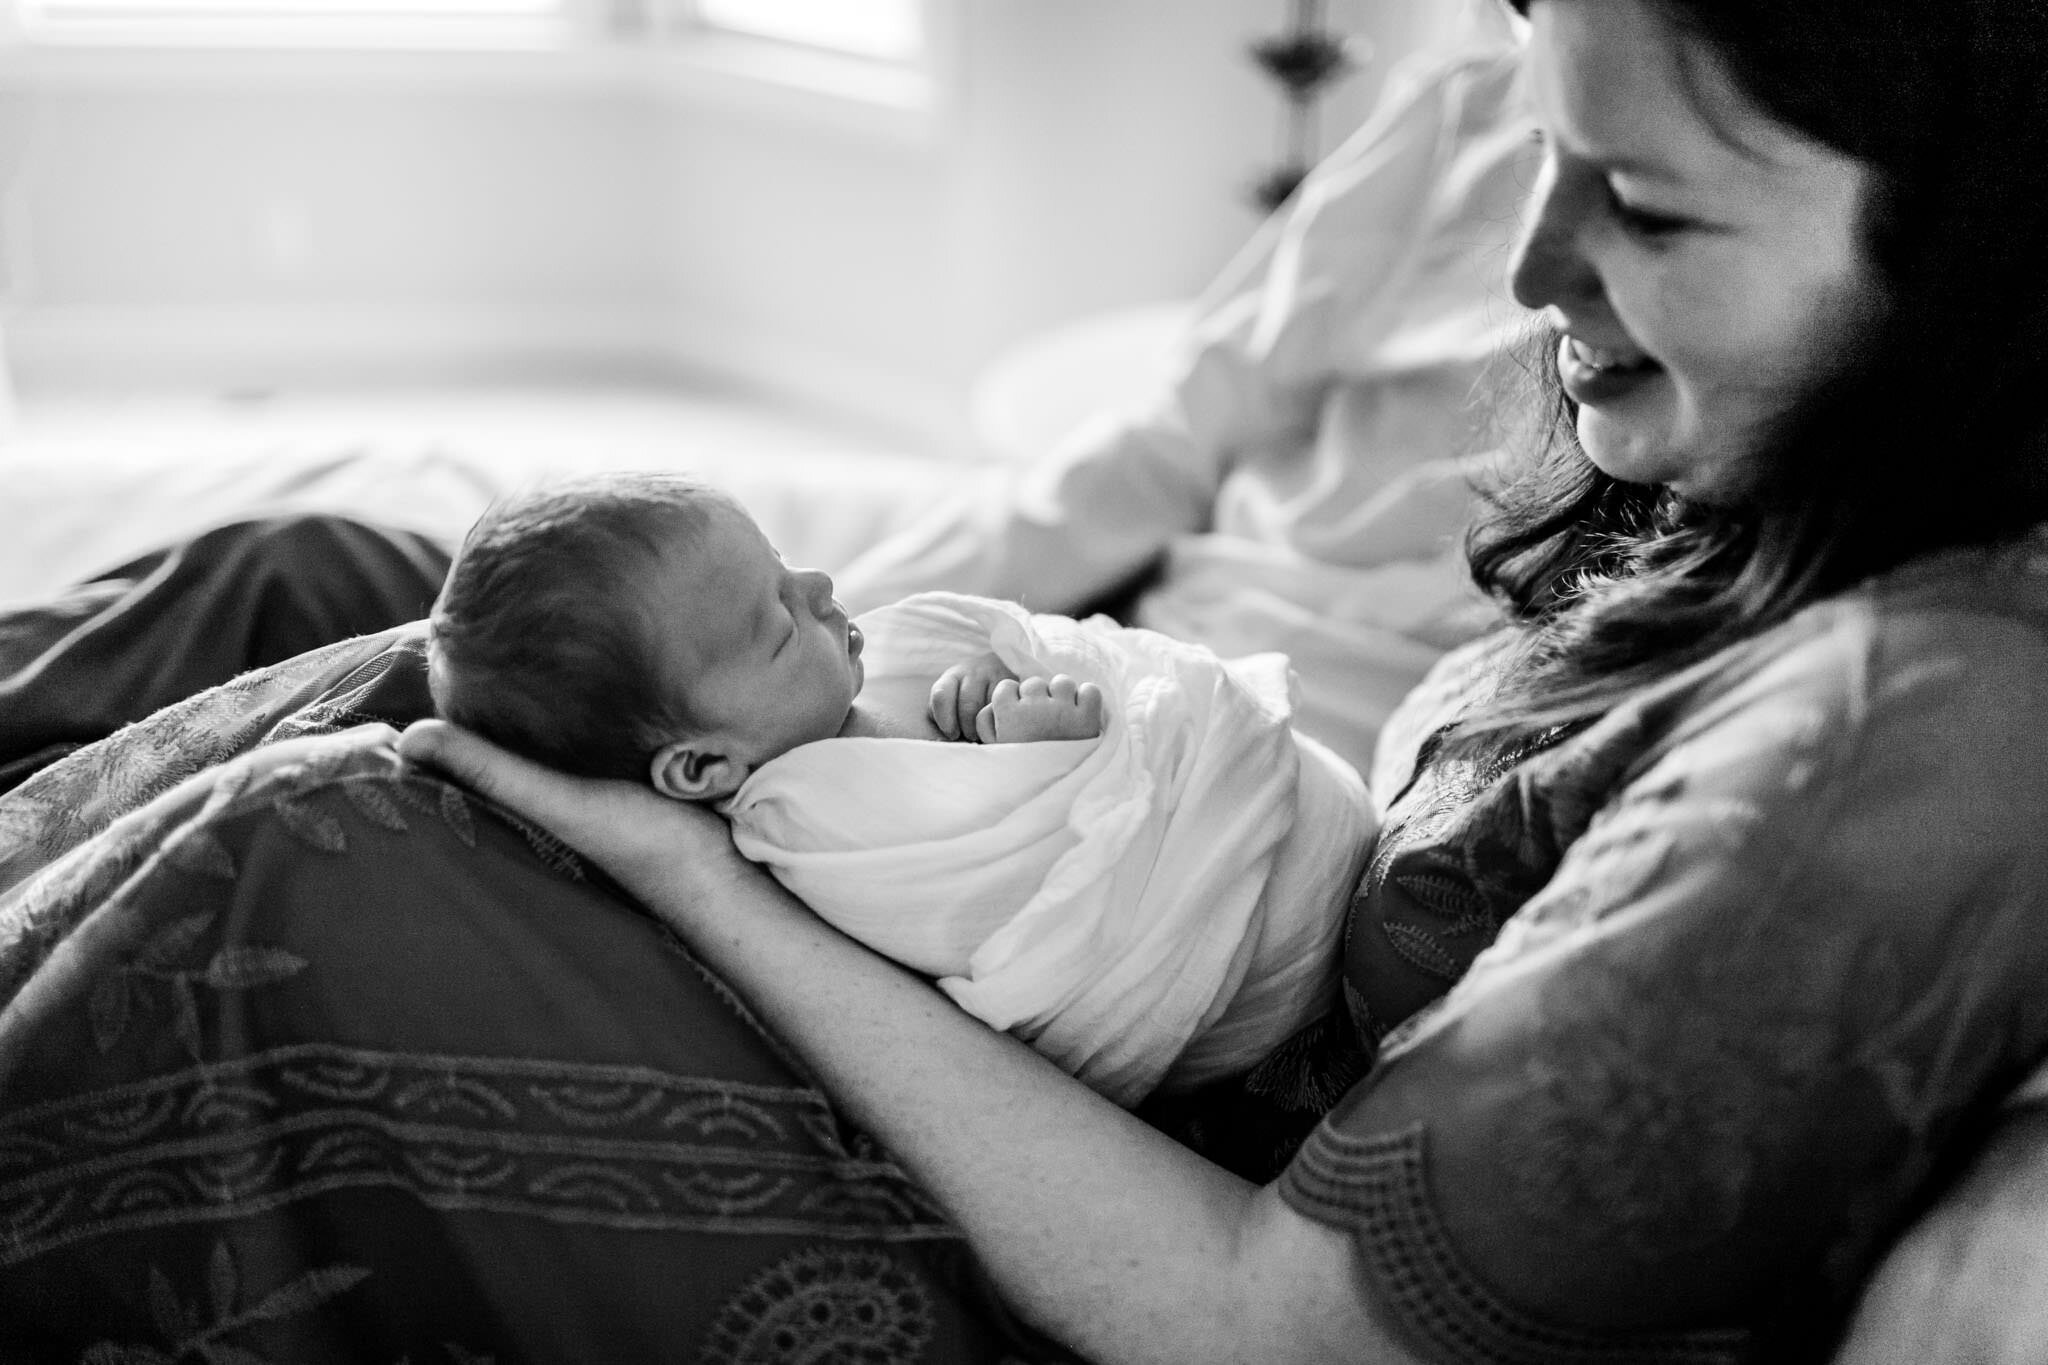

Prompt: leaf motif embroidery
xmin=80 ymin=1345 xmax=173 ymax=1365
xmin=85 ymin=1244 xmax=370 ymax=1365
xmin=203 ymin=946 xmax=308 ymax=991
xmin=518 ymin=824 xmax=584 ymax=880
xmin=169 ymin=980 xmax=202 ymax=1058
xmin=140 ymin=912 xmax=216 ymax=969
xmin=196 ymin=764 xmax=254 ymax=824
xmin=271 ymin=796 xmax=347 ymax=854
xmin=242 ymin=1264 xmax=373 ymax=1324
xmin=208 ymin=1241 xmax=238 ymax=1322
xmin=165 ymin=828 xmax=237 ymax=881
xmin=147 ymin=1264 xmax=196 ymax=1343
xmin=341 ymin=781 xmax=409 ymax=833
xmin=1383 ymin=919 xmax=1466 ymax=982
xmin=88 ymin=975 xmax=134 ymax=1055
xmin=1388 ymin=867 xmax=1488 ymax=922
xmin=392 ymin=781 xmax=442 ymax=817
xmin=197 ymin=1345 xmax=274 ymax=1365
xmin=438 ymin=787 xmax=476 ymax=848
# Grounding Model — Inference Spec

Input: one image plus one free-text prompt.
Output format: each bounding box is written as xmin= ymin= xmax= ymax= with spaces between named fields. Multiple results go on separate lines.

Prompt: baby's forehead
xmin=659 ymin=493 xmax=764 ymax=565
xmin=643 ymin=499 xmax=772 ymax=606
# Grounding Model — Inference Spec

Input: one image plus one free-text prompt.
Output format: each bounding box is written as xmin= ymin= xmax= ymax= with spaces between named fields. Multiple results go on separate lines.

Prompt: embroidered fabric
xmin=700 ymin=1246 xmax=937 ymax=1365
xmin=0 ymin=631 xmax=1047 ymax=1362
xmin=1280 ymin=538 xmax=2048 ymax=1354
xmin=0 ymin=629 xmax=412 ymax=901
xmin=1287 ymin=1125 xmax=1747 ymax=1364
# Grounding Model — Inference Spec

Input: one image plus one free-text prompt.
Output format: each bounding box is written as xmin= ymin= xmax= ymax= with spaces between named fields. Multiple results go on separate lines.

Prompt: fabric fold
xmin=725 ymin=591 xmax=1373 ymax=1106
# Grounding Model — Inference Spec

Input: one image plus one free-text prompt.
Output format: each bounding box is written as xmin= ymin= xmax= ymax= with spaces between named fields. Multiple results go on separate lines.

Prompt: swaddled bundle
xmin=724 ymin=592 xmax=1375 ymax=1107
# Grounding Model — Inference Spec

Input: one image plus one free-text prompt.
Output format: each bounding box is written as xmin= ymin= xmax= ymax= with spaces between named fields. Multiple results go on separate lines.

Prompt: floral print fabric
xmin=0 ymin=630 xmax=1053 ymax=1363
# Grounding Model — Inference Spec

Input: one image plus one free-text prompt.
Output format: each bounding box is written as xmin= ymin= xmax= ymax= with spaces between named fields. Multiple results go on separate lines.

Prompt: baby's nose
xmin=798 ymin=567 xmax=836 ymax=610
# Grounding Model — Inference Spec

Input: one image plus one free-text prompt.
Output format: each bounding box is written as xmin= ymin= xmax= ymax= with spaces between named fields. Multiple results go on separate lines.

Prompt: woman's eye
xmin=1607 ymin=186 xmax=1690 ymax=239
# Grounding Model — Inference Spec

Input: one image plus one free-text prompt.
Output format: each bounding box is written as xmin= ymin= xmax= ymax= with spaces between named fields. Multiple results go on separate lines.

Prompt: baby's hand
xmin=975 ymin=675 xmax=1106 ymax=745
xmin=930 ymin=652 xmax=1018 ymax=741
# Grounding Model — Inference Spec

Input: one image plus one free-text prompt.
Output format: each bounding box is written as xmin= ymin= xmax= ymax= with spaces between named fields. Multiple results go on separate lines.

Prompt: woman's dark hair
xmin=427 ymin=473 xmax=726 ymax=782
xmin=1460 ymin=0 xmax=2048 ymax=743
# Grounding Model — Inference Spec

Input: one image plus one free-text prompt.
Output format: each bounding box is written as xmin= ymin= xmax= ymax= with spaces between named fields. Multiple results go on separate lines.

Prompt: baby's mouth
xmin=846 ymin=621 xmax=863 ymax=659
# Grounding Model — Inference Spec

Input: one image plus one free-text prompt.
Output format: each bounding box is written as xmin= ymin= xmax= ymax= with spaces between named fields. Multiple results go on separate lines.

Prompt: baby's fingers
xmin=974 ymin=678 xmax=1021 ymax=744
xmin=1075 ymin=680 xmax=1105 ymax=727
xmin=929 ymin=668 xmax=966 ymax=739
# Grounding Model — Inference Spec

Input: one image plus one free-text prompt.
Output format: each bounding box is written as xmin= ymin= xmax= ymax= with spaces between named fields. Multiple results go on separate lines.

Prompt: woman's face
xmin=1510 ymin=0 xmax=1887 ymax=502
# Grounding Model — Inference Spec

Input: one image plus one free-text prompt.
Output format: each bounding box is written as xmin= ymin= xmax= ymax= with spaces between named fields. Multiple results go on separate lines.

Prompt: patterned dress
xmin=1279 ymin=534 xmax=2048 ymax=1361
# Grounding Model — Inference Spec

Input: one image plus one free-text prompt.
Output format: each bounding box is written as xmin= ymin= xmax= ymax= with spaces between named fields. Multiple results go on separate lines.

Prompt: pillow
xmin=1831 ymin=1085 xmax=2048 ymax=1364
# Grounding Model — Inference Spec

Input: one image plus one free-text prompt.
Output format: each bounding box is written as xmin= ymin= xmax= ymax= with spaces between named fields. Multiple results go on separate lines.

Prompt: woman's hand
xmin=396 ymin=720 xmax=750 ymax=908
xmin=400 ymin=728 xmax=1396 ymax=1365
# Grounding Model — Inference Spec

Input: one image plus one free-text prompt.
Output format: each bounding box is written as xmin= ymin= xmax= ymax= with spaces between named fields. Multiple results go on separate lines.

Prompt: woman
xmin=6 ymin=0 xmax=2047 ymax=1358
xmin=397 ymin=0 xmax=2048 ymax=1358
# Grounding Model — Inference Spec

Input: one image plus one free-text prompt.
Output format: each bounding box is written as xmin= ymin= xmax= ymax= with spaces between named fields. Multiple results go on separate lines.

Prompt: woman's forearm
xmin=649 ymin=854 xmax=1406 ymax=1365
xmin=395 ymin=721 xmax=1418 ymax=1364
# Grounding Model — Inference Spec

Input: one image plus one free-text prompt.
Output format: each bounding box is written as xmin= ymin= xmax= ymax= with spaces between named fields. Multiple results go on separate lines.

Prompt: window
xmin=0 ymin=0 xmax=946 ymax=129
xmin=652 ymin=0 xmax=942 ymax=122
xmin=690 ymin=0 xmax=920 ymax=63
xmin=10 ymin=0 xmax=576 ymax=48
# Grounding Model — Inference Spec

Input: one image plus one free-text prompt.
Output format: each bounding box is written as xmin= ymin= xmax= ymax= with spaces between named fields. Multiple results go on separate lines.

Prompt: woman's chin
xmin=1577 ymin=418 xmax=1754 ymax=504
xmin=1575 ymin=412 xmax=1672 ymax=488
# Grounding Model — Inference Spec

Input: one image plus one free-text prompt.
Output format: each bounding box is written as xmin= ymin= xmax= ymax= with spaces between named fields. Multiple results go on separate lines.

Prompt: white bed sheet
xmin=1 ymin=424 xmax=959 ymax=606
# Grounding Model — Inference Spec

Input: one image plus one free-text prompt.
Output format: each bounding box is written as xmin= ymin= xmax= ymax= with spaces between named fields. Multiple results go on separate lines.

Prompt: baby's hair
xmin=427 ymin=471 xmax=729 ymax=781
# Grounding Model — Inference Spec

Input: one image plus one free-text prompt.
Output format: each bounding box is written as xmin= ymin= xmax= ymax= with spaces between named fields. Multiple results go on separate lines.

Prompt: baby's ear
xmin=649 ymin=741 xmax=748 ymax=803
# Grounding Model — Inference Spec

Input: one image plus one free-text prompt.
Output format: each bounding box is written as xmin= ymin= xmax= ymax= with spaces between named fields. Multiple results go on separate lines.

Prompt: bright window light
xmin=19 ymin=0 xmax=558 ymax=16
xmin=692 ymin=0 xmax=920 ymax=62
xmin=12 ymin=0 xmax=570 ymax=46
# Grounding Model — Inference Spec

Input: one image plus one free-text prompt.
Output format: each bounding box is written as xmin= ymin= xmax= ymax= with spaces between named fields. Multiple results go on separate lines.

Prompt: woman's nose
xmin=1509 ymin=159 xmax=1596 ymax=315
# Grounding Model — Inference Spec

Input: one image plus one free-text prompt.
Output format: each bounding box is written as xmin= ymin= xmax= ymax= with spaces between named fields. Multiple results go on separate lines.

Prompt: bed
xmin=3 ymin=410 xmax=2047 ymax=1362
xmin=0 ymin=406 xmax=960 ymax=608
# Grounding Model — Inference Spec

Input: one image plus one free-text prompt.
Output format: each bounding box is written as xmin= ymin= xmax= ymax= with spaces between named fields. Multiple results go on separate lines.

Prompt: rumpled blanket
xmin=725 ymin=593 xmax=1376 ymax=1107
xmin=0 ymin=627 xmax=1051 ymax=1362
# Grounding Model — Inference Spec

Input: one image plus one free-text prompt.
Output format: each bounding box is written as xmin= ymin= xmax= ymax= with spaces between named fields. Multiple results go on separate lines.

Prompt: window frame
xmin=0 ymin=0 xmax=952 ymax=137
xmin=644 ymin=0 xmax=949 ymax=134
xmin=685 ymin=0 xmax=924 ymax=65
xmin=4 ymin=0 xmax=591 ymax=52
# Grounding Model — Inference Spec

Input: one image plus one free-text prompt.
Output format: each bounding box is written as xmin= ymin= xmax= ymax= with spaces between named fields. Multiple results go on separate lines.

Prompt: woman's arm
xmin=397 ymin=720 xmax=1423 ymax=1365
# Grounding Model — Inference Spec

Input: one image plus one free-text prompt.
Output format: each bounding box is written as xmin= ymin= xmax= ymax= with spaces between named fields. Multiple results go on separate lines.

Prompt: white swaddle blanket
xmin=723 ymin=592 xmax=1375 ymax=1107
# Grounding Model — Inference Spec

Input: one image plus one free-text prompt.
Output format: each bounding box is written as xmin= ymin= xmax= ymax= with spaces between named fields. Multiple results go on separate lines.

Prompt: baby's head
xmin=428 ymin=472 xmax=865 ymax=803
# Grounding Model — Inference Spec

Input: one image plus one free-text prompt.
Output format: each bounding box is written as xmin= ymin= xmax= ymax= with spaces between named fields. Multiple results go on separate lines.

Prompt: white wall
xmin=0 ymin=1 xmax=1467 ymax=449
xmin=0 ymin=79 xmax=670 ymax=386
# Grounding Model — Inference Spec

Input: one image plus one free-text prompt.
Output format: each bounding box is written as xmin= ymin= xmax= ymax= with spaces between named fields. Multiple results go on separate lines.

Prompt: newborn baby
xmin=428 ymin=473 xmax=1373 ymax=1105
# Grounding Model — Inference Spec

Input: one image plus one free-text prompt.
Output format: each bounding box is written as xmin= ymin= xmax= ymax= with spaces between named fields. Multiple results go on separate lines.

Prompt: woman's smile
xmin=1511 ymin=0 xmax=1883 ymax=501
xmin=1557 ymin=333 xmax=1662 ymax=405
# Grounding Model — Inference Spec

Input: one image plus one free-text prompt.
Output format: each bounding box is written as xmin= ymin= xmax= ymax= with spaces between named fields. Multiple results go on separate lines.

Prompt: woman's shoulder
xmin=1681 ymin=535 xmax=2048 ymax=769
xmin=1856 ymin=533 xmax=2048 ymax=682
xmin=1288 ymin=540 xmax=2048 ymax=1358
